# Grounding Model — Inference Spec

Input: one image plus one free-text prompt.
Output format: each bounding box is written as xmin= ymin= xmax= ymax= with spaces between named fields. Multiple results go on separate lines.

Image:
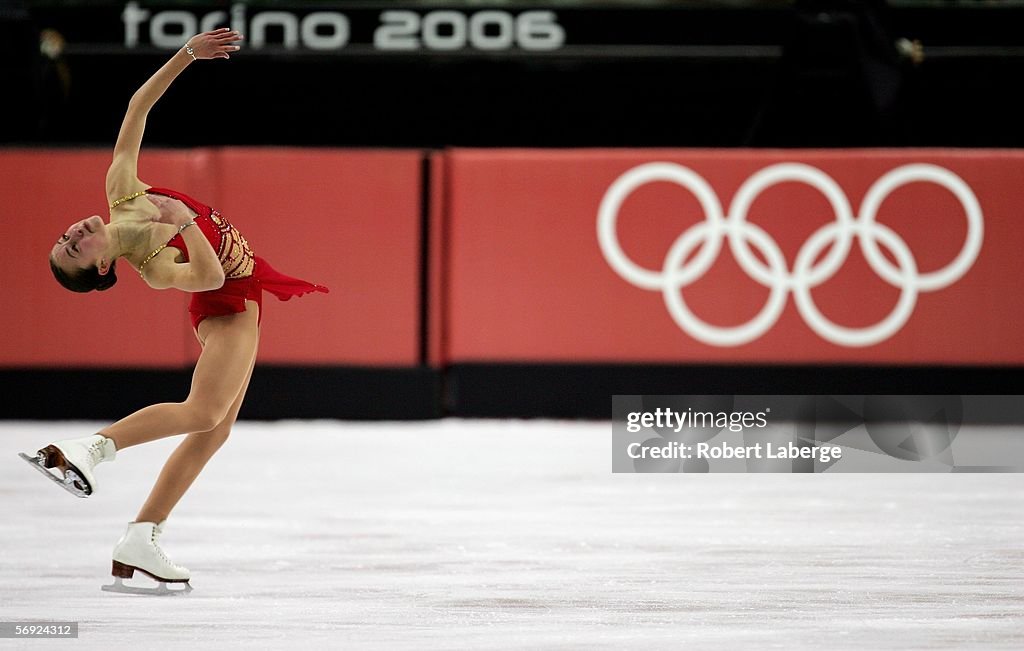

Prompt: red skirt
xmin=188 ymin=256 xmax=329 ymax=330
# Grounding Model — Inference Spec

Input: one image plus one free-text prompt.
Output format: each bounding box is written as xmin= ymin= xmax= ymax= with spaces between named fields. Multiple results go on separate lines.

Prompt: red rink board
xmin=439 ymin=149 xmax=1024 ymax=365
xmin=5 ymin=147 xmax=1023 ymax=370
xmin=0 ymin=148 xmax=422 ymax=368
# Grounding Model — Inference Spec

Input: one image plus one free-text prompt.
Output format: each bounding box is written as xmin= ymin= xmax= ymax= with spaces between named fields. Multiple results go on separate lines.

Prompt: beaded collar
xmin=138 ymin=241 xmax=170 ymax=278
xmin=106 ymin=190 xmax=164 ymax=277
xmin=109 ymin=189 xmax=148 ymax=210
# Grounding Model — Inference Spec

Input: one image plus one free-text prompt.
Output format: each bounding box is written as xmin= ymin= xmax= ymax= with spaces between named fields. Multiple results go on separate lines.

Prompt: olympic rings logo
xmin=597 ymin=162 xmax=984 ymax=347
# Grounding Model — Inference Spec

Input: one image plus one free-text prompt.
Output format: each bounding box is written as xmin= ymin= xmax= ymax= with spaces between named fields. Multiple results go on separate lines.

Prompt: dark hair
xmin=49 ymin=257 xmax=117 ymax=293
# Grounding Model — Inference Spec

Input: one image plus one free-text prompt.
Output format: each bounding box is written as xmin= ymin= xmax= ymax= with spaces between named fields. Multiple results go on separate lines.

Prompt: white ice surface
xmin=1 ymin=420 xmax=1022 ymax=650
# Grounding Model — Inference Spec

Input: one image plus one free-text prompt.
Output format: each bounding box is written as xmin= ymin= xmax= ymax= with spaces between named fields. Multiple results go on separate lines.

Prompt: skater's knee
xmin=204 ymin=424 xmax=231 ymax=449
xmin=179 ymin=400 xmax=230 ymax=433
xmin=181 ymin=424 xmax=231 ymax=456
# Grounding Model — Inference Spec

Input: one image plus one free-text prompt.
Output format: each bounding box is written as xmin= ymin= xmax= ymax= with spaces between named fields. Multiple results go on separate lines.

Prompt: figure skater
xmin=21 ymin=28 xmax=328 ymax=595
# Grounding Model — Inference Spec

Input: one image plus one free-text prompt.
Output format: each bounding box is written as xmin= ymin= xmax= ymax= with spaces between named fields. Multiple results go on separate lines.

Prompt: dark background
xmin=3 ymin=0 xmax=1023 ymax=149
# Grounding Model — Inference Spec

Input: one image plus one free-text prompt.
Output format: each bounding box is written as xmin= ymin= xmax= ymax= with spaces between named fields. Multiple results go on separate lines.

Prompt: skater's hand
xmin=184 ymin=28 xmax=243 ymax=61
xmin=146 ymin=195 xmax=197 ymax=227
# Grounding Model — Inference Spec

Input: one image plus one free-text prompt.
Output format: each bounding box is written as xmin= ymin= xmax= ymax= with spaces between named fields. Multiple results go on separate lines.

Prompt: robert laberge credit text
xmin=626 ymin=441 xmax=842 ymax=463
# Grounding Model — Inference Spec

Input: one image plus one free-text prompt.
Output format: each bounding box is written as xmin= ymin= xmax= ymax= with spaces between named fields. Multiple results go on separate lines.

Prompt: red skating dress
xmin=140 ymin=187 xmax=329 ymax=330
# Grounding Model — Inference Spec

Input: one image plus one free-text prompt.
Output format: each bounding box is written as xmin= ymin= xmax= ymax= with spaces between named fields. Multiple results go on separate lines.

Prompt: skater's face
xmin=48 ymin=215 xmax=118 ymax=293
xmin=50 ymin=216 xmax=109 ymax=273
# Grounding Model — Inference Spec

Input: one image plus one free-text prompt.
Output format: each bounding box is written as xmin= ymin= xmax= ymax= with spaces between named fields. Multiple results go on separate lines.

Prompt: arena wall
xmin=3 ymin=148 xmax=1022 ymax=418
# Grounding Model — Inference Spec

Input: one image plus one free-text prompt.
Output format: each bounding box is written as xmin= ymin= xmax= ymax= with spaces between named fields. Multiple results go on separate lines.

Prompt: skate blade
xmin=101 ymin=577 xmax=192 ymax=596
xmin=18 ymin=452 xmax=90 ymax=498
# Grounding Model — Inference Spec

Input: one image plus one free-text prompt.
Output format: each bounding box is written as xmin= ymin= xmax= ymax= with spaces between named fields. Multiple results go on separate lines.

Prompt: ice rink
xmin=2 ymin=420 xmax=1022 ymax=650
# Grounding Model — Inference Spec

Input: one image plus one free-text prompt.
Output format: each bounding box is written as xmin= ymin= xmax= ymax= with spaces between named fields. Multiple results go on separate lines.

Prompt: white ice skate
xmin=18 ymin=434 xmax=116 ymax=498
xmin=102 ymin=521 xmax=193 ymax=596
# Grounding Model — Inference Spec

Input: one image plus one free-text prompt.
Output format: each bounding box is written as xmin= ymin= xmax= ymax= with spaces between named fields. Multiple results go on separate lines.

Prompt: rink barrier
xmin=443 ymin=363 xmax=1024 ymax=420
xmin=438 ymin=148 xmax=1024 ymax=365
xmin=0 ymin=367 xmax=440 ymax=421
xmin=0 ymin=148 xmax=423 ymax=368
xmin=3 ymin=148 xmax=1024 ymax=419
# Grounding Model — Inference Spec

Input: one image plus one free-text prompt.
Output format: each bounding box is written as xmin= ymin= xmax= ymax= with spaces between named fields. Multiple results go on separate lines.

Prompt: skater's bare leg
xmin=135 ymin=344 xmax=256 ymax=524
xmin=100 ymin=302 xmax=260 ymax=450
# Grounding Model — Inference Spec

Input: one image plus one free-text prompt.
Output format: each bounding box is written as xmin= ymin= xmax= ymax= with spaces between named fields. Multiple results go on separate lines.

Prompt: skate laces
xmin=87 ymin=439 xmax=106 ymax=465
xmin=149 ymin=526 xmax=184 ymax=570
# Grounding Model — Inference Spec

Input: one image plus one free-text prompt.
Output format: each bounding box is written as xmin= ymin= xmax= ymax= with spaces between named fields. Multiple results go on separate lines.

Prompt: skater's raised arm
xmin=106 ymin=28 xmax=243 ymax=204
